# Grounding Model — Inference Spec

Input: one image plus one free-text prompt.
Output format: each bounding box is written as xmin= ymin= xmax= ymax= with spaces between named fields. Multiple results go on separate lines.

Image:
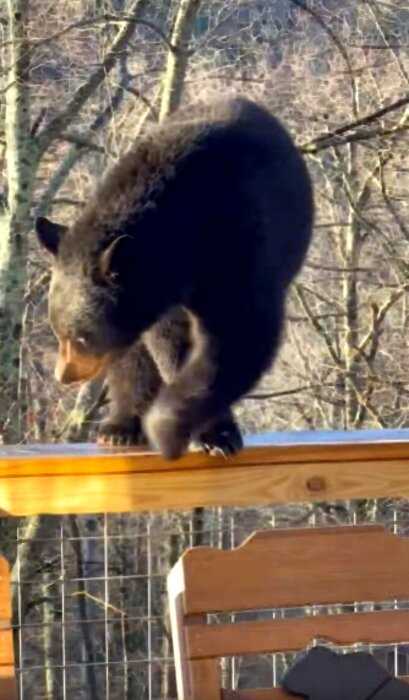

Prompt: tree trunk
xmin=159 ymin=0 xmax=202 ymax=121
xmin=2 ymin=0 xmax=150 ymax=442
xmin=2 ymin=0 xmax=40 ymax=440
xmin=342 ymin=216 xmax=361 ymax=428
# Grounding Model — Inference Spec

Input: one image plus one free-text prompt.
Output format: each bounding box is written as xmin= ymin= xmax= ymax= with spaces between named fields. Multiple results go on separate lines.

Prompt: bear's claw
xmin=97 ymin=417 xmax=148 ymax=447
xmin=194 ymin=421 xmax=243 ymax=457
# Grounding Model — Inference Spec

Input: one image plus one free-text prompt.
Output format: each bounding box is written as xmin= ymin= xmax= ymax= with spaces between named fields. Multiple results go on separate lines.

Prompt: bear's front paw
xmin=144 ymin=403 xmax=190 ymax=460
xmin=193 ymin=419 xmax=243 ymax=457
xmin=97 ymin=416 xmax=147 ymax=447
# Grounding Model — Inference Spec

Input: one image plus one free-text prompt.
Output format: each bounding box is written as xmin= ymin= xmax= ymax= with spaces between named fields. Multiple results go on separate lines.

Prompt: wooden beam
xmin=2 ymin=429 xmax=409 ymax=515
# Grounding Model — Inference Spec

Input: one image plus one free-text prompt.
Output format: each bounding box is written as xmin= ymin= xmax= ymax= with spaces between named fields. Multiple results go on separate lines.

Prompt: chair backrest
xmin=0 ymin=556 xmax=17 ymax=700
xmin=167 ymin=525 xmax=409 ymax=700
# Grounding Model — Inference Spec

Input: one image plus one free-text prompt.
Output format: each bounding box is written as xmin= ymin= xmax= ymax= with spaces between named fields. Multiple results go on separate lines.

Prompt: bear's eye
xmin=75 ymin=336 xmax=89 ymax=350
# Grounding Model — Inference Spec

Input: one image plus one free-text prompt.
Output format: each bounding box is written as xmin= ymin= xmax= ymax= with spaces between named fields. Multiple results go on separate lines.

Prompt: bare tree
xmin=1 ymin=0 xmax=151 ymax=442
xmin=159 ymin=0 xmax=202 ymax=120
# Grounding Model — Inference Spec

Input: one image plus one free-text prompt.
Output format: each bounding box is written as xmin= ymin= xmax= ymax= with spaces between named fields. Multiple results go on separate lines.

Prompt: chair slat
xmin=168 ymin=560 xmax=221 ymax=700
xmin=223 ymin=689 xmax=297 ymax=699
xmin=182 ymin=526 xmax=409 ymax=614
xmin=186 ymin=608 xmax=409 ymax=659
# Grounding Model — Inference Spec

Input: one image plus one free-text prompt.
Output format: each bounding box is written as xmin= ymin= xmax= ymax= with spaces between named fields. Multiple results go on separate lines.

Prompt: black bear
xmin=35 ymin=97 xmax=313 ymax=459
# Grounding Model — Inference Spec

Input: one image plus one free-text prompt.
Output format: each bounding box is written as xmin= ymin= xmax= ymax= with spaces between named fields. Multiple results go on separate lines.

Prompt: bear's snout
xmin=55 ymin=362 xmax=78 ymax=384
xmin=55 ymin=339 xmax=110 ymax=384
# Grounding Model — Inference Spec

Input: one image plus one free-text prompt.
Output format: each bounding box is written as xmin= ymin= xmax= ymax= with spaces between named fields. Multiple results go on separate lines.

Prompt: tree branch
xmin=35 ymin=0 xmax=150 ymax=155
xmin=246 ymin=382 xmax=337 ymax=400
xmin=294 ymin=284 xmax=341 ymax=366
xmin=288 ymin=0 xmax=358 ymax=117
xmin=301 ymin=93 xmax=409 ymax=153
xmin=62 ymin=132 xmax=105 ymax=153
xmin=358 ymin=285 xmax=409 ymax=357
xmin=36 ymin=78 xmax=131 ymax=215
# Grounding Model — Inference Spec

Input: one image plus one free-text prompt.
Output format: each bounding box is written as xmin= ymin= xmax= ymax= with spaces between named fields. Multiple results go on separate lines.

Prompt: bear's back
xmin=61 ymin=97 xmax=312 ymax=291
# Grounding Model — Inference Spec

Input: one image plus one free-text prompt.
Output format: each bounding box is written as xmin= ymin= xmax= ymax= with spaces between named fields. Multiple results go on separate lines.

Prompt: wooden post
xmin=0 ymin=557 xmax=17 ymax=700
xmin=168 ymin=560 xmax=221 ymax=700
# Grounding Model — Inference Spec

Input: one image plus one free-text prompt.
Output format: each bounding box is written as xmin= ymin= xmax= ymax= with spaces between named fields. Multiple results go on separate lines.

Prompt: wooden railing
xmin=1 ymin=428 xmax=409 ymax=516
xmin=2 ymin=429 xmax=409 ymax=699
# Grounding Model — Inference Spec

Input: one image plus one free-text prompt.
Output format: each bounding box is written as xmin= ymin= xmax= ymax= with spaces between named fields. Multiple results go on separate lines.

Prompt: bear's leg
xmin=143 ymin=307 xmax=191 ymax=383
xmin=98 ymin=341 xmax=161 ymax=446
xmin=144 ymin=309 xmax=243 ymax=457
xmin=144 ymin=304 xmax=282 ymax=459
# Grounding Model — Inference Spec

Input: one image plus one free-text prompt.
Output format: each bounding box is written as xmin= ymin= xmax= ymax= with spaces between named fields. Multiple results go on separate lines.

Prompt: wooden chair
xmin=167 ymin=525 xmax=409 ymax=700
xmin=0 ymin=557 xmax=17 ymax=700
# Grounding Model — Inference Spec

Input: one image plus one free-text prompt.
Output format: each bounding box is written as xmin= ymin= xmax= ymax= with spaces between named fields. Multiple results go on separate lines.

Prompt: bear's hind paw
xmin=97 ymin=417 xmax=148 ymax=447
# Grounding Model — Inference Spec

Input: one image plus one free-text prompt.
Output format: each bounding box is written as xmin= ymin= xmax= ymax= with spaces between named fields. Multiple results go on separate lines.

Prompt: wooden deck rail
xmin=1 ymin=428 xmax=409 ymax=516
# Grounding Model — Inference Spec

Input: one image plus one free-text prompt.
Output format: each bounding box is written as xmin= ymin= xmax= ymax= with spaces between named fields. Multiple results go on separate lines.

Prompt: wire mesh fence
xmin=8 ymin=498 xmax=409 ymax=698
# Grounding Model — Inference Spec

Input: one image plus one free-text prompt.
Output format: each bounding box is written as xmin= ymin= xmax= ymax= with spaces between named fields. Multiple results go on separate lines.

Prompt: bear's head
xmin=35 ymin=216 xmax=156 ymax=385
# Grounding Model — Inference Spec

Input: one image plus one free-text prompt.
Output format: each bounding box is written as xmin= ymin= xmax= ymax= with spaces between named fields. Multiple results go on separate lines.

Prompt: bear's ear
xmin=99 ymin=235 xmax=135 ymax=285
xmin=35 ymin=217 xmax=67 ymax=255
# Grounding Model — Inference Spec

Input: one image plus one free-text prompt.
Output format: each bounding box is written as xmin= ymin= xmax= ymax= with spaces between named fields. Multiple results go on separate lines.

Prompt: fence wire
xmin=9 ymin=498 xmax=409 ymax=698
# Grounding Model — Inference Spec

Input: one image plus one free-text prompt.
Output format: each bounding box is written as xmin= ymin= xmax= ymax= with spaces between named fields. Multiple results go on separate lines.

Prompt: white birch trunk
xmin=1 ymin=0 xmax=40 ymax=439
xmin=159 ymin=0 xmax=202 ymax=121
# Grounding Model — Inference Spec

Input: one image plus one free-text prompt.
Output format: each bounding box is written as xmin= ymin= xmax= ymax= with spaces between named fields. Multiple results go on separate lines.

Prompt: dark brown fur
xmin=100 ymin=307 xmax=242 ymax=453
xmin=64 ymin=101 xmax=239 ymax=255
xmin=35 ymin=97 xmax=313 ymax=459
